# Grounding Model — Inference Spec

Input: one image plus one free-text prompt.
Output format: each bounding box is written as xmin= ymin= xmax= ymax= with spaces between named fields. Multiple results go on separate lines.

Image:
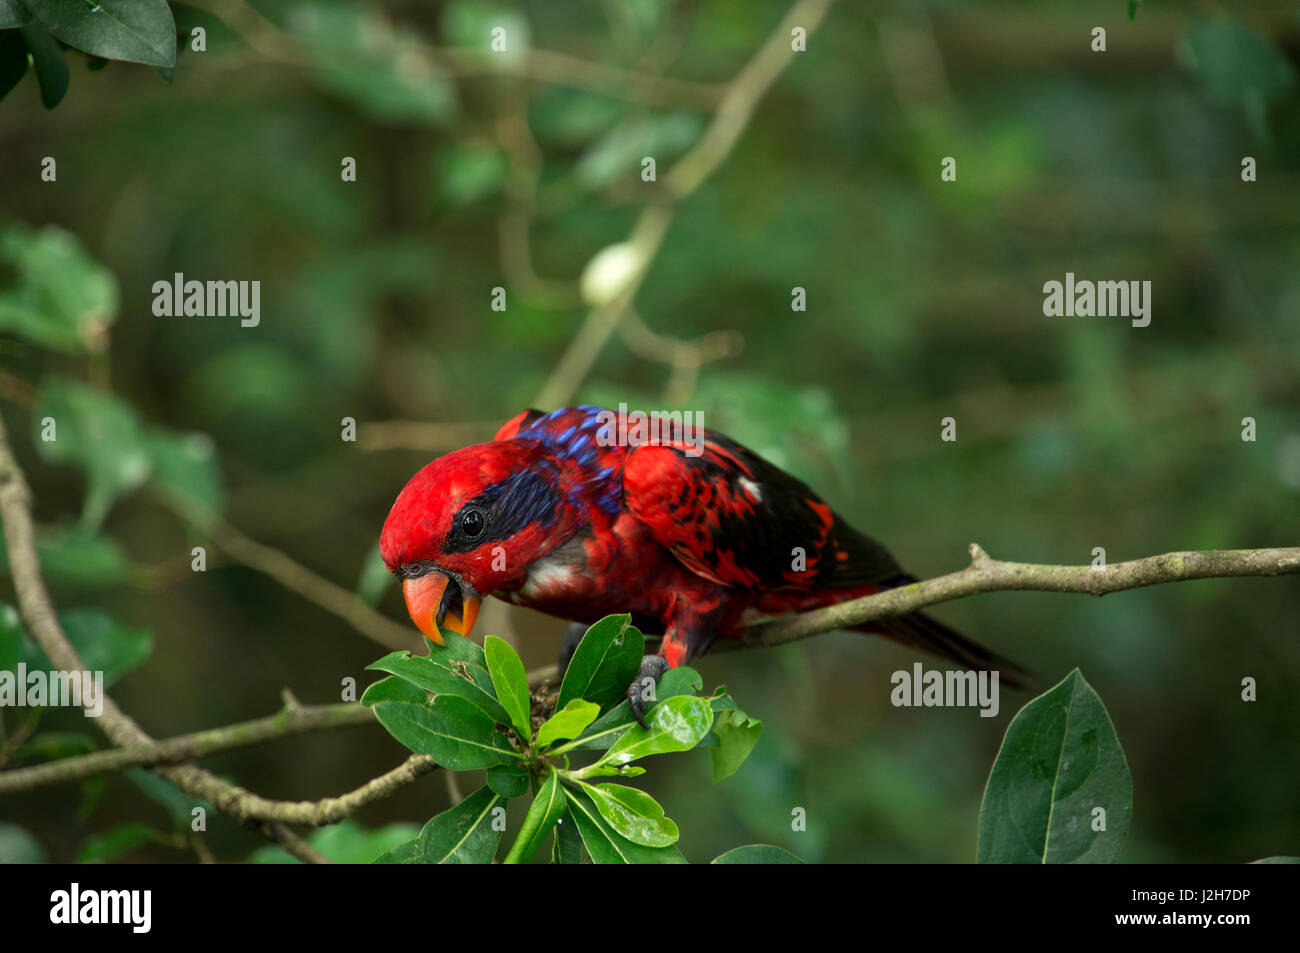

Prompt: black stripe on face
xmin=441 ymin=467 xmax=560 ymax=555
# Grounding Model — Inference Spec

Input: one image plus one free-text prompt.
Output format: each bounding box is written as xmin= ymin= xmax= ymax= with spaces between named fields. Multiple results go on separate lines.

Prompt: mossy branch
xmin=719 ymin=543 xmax=1300 ymax=651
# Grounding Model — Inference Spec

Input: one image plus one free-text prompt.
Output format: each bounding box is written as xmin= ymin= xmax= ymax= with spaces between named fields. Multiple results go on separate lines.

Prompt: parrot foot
xmin=627 ymin=655 xmax=670 ymax=729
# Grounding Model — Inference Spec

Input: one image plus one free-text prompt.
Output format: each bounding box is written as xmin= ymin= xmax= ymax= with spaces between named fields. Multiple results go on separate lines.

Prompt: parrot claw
xmin=627 ymin=655 xmax=670 ymax=729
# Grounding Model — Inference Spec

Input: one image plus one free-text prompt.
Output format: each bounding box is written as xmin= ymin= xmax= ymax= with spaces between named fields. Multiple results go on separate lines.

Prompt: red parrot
xmin=380 ymin=406 xmax=1024 ymax=719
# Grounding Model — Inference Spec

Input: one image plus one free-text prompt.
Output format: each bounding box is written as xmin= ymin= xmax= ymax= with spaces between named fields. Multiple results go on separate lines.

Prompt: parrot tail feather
xmin=862 ymin=611 xmax=1035 ymax=691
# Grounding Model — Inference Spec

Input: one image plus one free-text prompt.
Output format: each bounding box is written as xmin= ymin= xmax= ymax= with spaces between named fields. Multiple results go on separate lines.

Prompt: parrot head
xmin=380 ymin=440 xmax=576 ymax=643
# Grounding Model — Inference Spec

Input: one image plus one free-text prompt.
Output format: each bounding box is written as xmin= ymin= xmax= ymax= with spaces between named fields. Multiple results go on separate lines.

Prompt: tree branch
xmin=154 ymin=491 xmax=421 ymax=653
xmin=260 ymin=822 xmax=334 ymax=864
xmin=212 ymin=0 xmax=727 ymax=111
xmin=5 ymin=390 xmax=1296 ymax=833
xmin=531 ymin=0 xmax=837 ymax=411
xmin=0 ymin=699 xmax=373 ymax=795
xmin=664 ymin=0 xmax=836 ymax=199
xmin=160 ymin=754 xmax=439 ymax=827
xmin=0 ymin=413 xmax=437 ymax=835
xmin=718 ymin=542 xmax=1300 ymax=652
xmin=431 ymin=47 xmax=725 ymax=111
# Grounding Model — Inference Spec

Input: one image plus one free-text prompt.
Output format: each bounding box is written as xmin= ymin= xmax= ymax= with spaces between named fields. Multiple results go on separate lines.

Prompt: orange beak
xmin=401 ymin=572 xmax=481 ymax=644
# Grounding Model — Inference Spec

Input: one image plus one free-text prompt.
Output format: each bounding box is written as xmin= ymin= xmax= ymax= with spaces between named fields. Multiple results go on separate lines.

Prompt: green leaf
xmin=124 ymin=768 xmax=211 ymax=831
xmin=76 ymin=822 xmax=167 ymax=863
xmin=712 ymin=845 xmax=804 ymax=864
xmin=0 ymin=823 xmax=45 ymax=863
xmin=373 ymin=786 xmax=503 ymax=864
xmin=18 ymin=27 xmax=68 ymax=108
xmin=20 ymin=608 xmax=152 ymax=688
xmin=76 ymin=775 xmax=106 ymax=824
xmin=709 ymin=703 xmax=763 ymax=784
xmin=440 ymin=2 xmax=530 ymax=55
xmin=309 ymin=821 xmax=421 ymax=864
xmin=354 ymin=542 xmax=394 ymax=607
xmin=659 ymin=666 xmax=704 ymax=699
xmin=1127 ymin=0 xmax=1141 ymax=21
xmin=560 ymin=704 xmax=636 ymax=752
xmin=595 ymin=694 xmax=714 ymax=768
xmin=371 ymin=696 xmax=519 ymax=770
xmin=574 ymin=113 xmax=704 ymax=189
xmin=147 ymin=429 xmax=223 ymax=515
xmin=575 ymin=764 xmax=646 ymax=779
xmin=536 ymin=699 xmax=599 ymax=750
xmin=427 ymin=630 xmax=489 ymax=670
xmin=372 ymin=839 xmax=418 ymax=864
xmin=366 ymin=649 xmax=510 ymax=725
xmin=503 ymin=769 xmax=566 ymax=864
xmin=564 ymin=665 xmax=704 ymax=752
xmin=28 ymin=374 xmax=220 ymax=527
xmin=580 ymin=782 xmax=678 ymax=847
xmin=1178 ymin=17 xmax=1296 ymax=135
xmin=556 ymin=614 xmax=643 ymax=713
xmin=34 ymin=529 xmax=131 ymax=586
xmin=29 ymin=0 xmax=176 ymax=67
xmin=552 ymin=810 xmax=583 ymax=864
xmin=0 ymin=527 xmax=131 ymax=587
xmin=529 ymin=87 xmax=625 ymax=148
xmin=59 ymin=609 xmax=152 ymax=686
xmin=286 ymin=0 xmax=456 ymax=124
xmin=437 ymin=141 xmax=508 ymax=205
xmin=483 ymin=636 xmax=532 ymax=738
xmin=0 ymin=224 xmax=118 ymax=354
xmin=253 ymin=819 xmax=419 ymax=864
xmin=9 ymin=731 xmax=95 ymax=766
xmin=33 ymin=377 xmax=150 ymax=529
xmin=486 ymin=761 xmax=529 ymax=798
xmin=978 ymin=669 xmax=1132 ymax=864
xmin=0 ymin=603 xmax=22 ymax=674
xmin=359 ymin=674 xmax=427 ymax=706
xmin=169 ymin=3 xmax=242 ymax=54
xmin=563 ymin=783 xmax=686 ymax=864
xmin=0 ymin=28 xmax=29 ymax=103
xmin=0 ymin=1 xmax=32 ymax=28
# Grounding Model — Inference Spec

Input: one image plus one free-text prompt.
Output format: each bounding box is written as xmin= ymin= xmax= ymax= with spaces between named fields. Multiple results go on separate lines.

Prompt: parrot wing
xmin=621 ymin=432 xmax=906 ymax=593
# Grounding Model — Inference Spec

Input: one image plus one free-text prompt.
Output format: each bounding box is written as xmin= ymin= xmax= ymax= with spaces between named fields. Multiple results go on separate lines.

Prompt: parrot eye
xmin=459 ymin=507 xmax=486 ymax=539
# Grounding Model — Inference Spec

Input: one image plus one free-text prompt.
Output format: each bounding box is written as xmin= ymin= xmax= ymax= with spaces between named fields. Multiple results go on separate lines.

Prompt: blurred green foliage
xmin=0 ymin=0 xmax=1297 ymax=863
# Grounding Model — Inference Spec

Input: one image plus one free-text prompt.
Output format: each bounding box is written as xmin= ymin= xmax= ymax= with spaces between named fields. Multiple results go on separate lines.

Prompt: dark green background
xmin=1 ymin=0 xmax=1297 ymax=863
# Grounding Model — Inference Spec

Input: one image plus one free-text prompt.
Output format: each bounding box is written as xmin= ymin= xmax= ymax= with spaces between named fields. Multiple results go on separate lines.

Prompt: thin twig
xmin=155 ymin=492 xmax=419 ymax=652
xmin=532 ymin=0 xmax=838 ymax=410
xmin=495 ymin=80 xmax=583 ymax=310
xmin=432 ymin=47 xmax=725 ymax=111
xmin=0 ymin=701 xmax=373 ymax=795
xmin=260 ymin=822 xmax=333 ymax=864
xmin=210 ymin=0 xmax=724 ymax=110
xmin=532 ymin=204 xmax=675 ymax=410
xmin=664 ymin=0 xmax=836 ymax=198
xmin=160 ymin=754 xmax=439 ymax=827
